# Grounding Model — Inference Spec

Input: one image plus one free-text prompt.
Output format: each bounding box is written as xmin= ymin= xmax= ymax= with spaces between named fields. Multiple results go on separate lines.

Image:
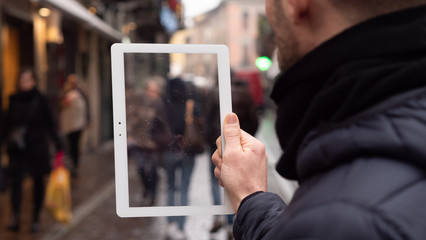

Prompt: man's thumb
xmin=223 ymin=113 xmax=241 ymax=150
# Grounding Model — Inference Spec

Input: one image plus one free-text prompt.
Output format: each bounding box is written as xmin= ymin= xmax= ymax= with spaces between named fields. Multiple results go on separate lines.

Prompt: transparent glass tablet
xmin=111 ymin=44 xmax=233 ymax=217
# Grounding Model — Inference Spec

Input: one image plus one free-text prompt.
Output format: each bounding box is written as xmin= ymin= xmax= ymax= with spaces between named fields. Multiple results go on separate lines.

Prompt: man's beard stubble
xmin=271 ymin=0 xmax=302 ymax=72
xmin=275 ymin=30 xmax=301 ymax=71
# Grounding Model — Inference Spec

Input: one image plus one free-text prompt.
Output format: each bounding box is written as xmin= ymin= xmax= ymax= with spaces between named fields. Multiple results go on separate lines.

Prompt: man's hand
xmin=212 ymin=113 xmax=268 ymax=213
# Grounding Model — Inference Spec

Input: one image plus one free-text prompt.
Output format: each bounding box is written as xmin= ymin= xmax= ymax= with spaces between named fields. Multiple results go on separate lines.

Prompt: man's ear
xmin=283 ymin=0 xmax=310 ymax=24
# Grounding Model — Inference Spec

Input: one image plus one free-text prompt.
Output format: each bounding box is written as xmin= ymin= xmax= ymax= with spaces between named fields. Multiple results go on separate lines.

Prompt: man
xmin=212 ymin=0 xmax=426 ymax=239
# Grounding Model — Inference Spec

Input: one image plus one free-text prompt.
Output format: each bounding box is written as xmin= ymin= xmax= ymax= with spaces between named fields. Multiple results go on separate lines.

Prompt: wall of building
xmin=0 ymin=0 xmax=119 ymax=149
xmin=184 ymin=0 xmax=265 ymax=73
xmin=0 ymin=0 xmax=181 ymax=149
xmin=1 ymin=2 xmax=34 ymax=109
xmin=226 ymin=0 xmax=265 ymax=71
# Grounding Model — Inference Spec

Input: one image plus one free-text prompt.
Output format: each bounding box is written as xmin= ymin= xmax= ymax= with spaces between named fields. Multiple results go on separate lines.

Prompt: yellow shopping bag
xmin=45 ymin=152 xmax=72 ymax=223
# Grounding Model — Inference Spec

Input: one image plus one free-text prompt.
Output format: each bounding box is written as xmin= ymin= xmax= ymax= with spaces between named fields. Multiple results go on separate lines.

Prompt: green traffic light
xmin=255 ymin=56 xmax=272 ymax=71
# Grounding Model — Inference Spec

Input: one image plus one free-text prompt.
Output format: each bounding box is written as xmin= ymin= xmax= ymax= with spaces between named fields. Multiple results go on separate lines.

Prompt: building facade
xmin=181 ymin=0 xmax=266 ymax=72
xmin=171 ymin=0 xmax=268 ymax=106
xmin=0 ymin=0 xmax=182 ymax=148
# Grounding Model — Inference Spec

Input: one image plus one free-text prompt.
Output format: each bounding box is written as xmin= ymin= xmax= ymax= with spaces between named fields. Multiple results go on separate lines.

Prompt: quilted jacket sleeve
xmin=233 ymin=191 xmax=406 ymax=240
xmin=233 ymin=192 xmax=286 ymax=240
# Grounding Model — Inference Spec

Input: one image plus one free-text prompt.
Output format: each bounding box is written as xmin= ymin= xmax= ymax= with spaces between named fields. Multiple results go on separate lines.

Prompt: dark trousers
xmin=131 ymin=149 xmax=158 ymax=199
xmin=10 ymin=172 xmax=45 ymax=222
xmin=67 ymin=130 xmax=82 ymax=169
xmin=209 ymin=145 xmax=234 ymax=224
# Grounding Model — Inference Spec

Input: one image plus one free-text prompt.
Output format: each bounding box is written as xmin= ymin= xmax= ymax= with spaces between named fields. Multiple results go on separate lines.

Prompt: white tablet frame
xmin=111 ymin=43 xmax=233 ymax=217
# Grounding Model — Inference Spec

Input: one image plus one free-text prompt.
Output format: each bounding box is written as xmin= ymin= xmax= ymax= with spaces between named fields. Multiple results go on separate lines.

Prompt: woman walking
xmin=1 ymin=67 xmax=63 ymax=232
xmin=60 ymin=74 xmax=90 ymax=177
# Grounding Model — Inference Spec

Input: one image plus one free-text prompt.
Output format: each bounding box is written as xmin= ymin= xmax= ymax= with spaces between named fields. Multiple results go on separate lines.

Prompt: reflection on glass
xmin=124 ymin=53 xmax=224 ymax=207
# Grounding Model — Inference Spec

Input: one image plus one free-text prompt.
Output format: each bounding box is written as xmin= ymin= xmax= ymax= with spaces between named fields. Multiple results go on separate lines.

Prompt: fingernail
xmin=226 ymin=114 xmax=237 ymax=124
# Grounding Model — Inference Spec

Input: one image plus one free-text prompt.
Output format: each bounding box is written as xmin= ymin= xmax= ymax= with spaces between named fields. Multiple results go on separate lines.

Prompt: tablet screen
xmin=124 ymin=52 xmax=222 ymax=207
xmin=111 ymin=44 xmax=233 ymax=217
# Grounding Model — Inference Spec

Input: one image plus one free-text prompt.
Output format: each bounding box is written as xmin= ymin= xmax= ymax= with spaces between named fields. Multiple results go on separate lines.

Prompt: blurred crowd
xmin=125 ymin=71 xmax=260 ymax=240
xmin=0 ymin=65 xmax=262 ymax=240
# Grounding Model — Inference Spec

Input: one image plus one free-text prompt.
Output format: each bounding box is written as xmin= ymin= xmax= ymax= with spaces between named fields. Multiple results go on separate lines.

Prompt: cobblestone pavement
xmin=0 ymin=112 xmax=295 ymax=240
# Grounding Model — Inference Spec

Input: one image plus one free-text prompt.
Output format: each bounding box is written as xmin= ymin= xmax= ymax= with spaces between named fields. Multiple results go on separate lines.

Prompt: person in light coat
xmin=60 ymin=74 xmax=90 ymax=177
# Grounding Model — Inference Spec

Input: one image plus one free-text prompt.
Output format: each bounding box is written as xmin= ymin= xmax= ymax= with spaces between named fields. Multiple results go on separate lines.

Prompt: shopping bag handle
xmin=54 ymin=150 xmax=65 ymax=168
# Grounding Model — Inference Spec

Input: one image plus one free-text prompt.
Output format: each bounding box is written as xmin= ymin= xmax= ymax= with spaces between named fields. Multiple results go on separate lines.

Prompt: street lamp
xmin=39 ymin=7 xmax=51 ymax=17
xmin=88 ymin=6 xmax=97 ymax=15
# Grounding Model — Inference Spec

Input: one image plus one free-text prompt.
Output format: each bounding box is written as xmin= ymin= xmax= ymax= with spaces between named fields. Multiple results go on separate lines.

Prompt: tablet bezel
xmin=111 ymin=43 xmax=233 ymax=217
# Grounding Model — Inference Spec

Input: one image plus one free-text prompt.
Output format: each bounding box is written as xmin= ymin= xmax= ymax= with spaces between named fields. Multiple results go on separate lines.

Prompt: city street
xmin=0 ymin=0 xmax=285 ymax=238
xmin=0 ymin=144 xmax=233 ymax=240
xmin=1 ymin=0 xmax=424 ymax=239
xmin=0 ymin=112 xmax=296 ymax=240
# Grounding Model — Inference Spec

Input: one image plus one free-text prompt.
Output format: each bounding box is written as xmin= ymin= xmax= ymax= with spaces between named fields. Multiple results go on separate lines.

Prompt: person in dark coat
xmin=206 ymin=76 xmax=259 ymax=153
xmin=212 ymin=1 xmax=426 ymax=239
xmin=163 ymin=77 xmax=192 ymax=239
xmin=205 ymin=77 xmax=259 ymax=236
xmin=163 ymin=78 xmax=204 ymax=239
xmin=1 ymin=68 xmax=63 ymax=232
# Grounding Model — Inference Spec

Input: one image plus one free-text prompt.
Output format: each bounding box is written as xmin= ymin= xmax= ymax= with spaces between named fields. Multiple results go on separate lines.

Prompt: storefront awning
xmin=39 ymin=0 xmax=123 ymax=41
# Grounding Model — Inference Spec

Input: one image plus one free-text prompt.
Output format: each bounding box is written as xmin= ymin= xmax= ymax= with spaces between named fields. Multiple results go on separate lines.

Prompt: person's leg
xmin=227 ymin=214 xmax=234 ymax=224
xmin=210 ymin=148 xmax=222 ymax=205
xmin=180 ymin=154 xmax=194 ymax=206
xmin=208 ymin=146 xmax=227 ymax=233
xmin=176 ymin=153 xmax=195 ymax=231
xmin=165 ymin=151 xmax=177 ymax=223
xmin=147 ymin=153 xmax=158 ymax=204
xmin=8 ymin=170 xmax=23 ymax=231
xmin=132 ymin=149 xmax=149 ymax=199
xmin=32 ymin=175 xmax=45 ymax=232
xmin=137 ymin=152 xmax=157 ymax=206
xmin=166 ymin=153 xmax=177 ymax=206
xmin=67 ymin=130 xmax=82 ymax=172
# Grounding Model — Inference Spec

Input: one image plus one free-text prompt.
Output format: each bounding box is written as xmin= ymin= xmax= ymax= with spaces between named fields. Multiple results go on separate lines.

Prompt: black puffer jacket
xmin=234 ymin=6 xmax=426 ymax=240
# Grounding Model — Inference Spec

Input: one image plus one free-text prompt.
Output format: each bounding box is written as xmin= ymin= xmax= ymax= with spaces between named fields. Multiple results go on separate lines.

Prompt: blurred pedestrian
xmin=205 ymin=76 xmax=259 ymax=238
xmin=164 ymin=78 xmax=204 ymax=240
xmin=0 ymin=67 xmax=63 ymax=232
xmin=0 ymin=110 xmax=6 ymax=194
xmin=60 ymin=74 xmax=90 ymax=177
xmin=126 ymin=80 xmax=171 ymax=205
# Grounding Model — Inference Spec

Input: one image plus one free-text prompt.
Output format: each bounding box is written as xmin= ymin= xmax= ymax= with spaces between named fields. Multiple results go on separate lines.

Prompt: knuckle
xmin=211 ymin=152 xmax=218 ymax=163
xmin=212 ymin=157 xmax=219 ymax=167
xmin=258 ymin=142 xmax=266 ymax=153
xmin=216 ymin=149 xmax=222 ymax=159
xmin=216 ymin=137 xmax=222 ymax=147
xmin=252 ymin=141 xmax=266 ymax=155
xmin=214 ymin=167 xmax=221 ymax=179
